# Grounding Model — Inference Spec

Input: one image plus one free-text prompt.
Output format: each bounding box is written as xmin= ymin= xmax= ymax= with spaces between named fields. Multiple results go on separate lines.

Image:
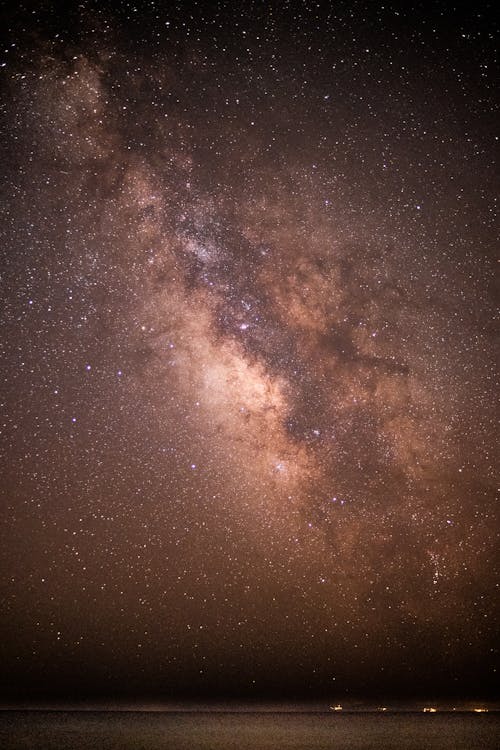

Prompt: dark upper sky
xmin=0 ymin=1 xmax=498 ymax=703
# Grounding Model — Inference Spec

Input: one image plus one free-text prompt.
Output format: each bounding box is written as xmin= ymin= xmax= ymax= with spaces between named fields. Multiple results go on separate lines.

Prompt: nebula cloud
xmin=1 ymin=2 xmax=497 ymax=701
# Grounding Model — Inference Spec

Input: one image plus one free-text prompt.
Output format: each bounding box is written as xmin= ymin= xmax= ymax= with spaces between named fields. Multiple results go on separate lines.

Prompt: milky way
xmin=0 ymin=2 xmax=498 ymax=701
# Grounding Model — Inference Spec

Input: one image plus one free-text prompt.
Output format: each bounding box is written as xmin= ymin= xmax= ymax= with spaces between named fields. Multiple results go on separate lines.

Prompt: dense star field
xmin=0 ymin=2 xmax=498 ymax=703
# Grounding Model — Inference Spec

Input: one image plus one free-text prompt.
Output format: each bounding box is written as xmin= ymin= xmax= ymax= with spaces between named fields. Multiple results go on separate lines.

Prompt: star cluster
xmin=0 ymin=1 xmax=498 ymax=702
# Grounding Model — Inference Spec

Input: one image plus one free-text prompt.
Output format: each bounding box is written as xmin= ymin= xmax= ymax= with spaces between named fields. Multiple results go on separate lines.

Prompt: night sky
xmin=1 ymin=1 xmax=498 ymax=704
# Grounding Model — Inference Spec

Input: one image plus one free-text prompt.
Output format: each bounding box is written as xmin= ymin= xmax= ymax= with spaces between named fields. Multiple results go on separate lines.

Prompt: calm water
xmin=0 ymin=711 xmax=499 ymax=749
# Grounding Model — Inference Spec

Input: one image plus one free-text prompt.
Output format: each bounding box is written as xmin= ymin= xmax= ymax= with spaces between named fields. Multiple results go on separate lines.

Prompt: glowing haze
xmin=0 ymin=1 xmax=498 ymax=703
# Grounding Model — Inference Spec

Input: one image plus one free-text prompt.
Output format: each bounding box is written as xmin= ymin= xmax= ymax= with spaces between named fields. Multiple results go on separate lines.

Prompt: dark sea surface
xmin=0 ymin=711 xmax=499 ymax=749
